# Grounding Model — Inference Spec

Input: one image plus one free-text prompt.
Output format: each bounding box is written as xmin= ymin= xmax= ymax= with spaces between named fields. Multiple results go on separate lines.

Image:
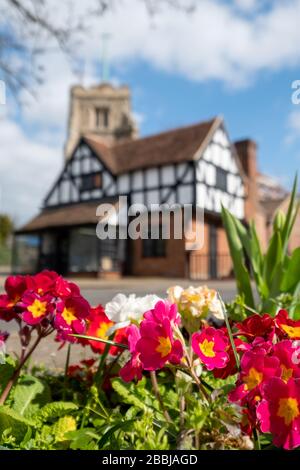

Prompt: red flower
xmin=0 ymin=275 xmax=26 ymax=321
xmin=86 ymin=305 xmax=126 ymax=355
xmin=192 ymin=327 xmax=229 ymax=371
xmin=257 ymin=377 xmax=300 ymax=450
xmin=20 ymin=292 xmax=54 ymax=325
xmin=236 ymin=314 xmax=275 ymax=341
xmin=275 ymin=309 xmax=300 ymax=340
xmin=26 ymin=271 xmax=59 ymax=296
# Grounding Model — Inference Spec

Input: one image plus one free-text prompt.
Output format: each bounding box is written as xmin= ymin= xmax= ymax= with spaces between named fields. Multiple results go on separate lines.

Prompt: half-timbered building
xmin=15 ymin=83 xmax=260 ymax=279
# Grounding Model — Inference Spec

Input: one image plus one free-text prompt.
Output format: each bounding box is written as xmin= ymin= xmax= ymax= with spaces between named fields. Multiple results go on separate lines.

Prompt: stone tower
xmin=64 ymin=82 xmax=138 ymax=159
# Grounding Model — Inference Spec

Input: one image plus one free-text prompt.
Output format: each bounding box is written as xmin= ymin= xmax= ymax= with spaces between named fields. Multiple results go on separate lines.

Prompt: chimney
xmin=234 ymin=139 xmax=259 ymax=222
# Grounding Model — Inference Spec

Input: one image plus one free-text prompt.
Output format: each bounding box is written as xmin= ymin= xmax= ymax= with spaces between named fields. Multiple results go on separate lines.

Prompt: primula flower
xmin=192 ymin=327 xmax=229 ymax=371
xmin=275 ymin=309 xmax=300 ymax=340
xmin=86 ymin=305 xmax=127 ymax=355
xmin=236 ymin=314 xmax=275 ymax=342
xmin=213 ymin=336 xmax=250 ymax=379
xmin=229 ymin=350 xmax=281 ymax=405
xmin=136 ymin=316 xmax=183 ymax=370
xmin=257 ymin=377 xmax=300 ymax=450
xmin=120 ymin=324 xmax=143 ymax=382
xmin=272 ymin=340 xmax=300 ymax=382
xmin=55 ymin=296 xmax=90 ymax=341
xmin=20 ymin=293 xmax=54 ymax=325
xmin=168 ymin=285 xmax=223 ymax=333
xmin=26 ymin=270 xmax=59 ymax=296
xmin=143 ymin=300 xmax=181 ymax=327
xmin=0 ymin=275 xmax=26 ymax=321
xmin=105 ymin=293 xmax=161 ymax=329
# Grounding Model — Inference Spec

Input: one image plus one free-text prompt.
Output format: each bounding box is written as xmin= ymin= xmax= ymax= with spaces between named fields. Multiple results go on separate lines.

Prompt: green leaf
xmin=112 ymin=379 xmax=146 ymax=410
xmin=281 ymin=174 xmax=299 ymax=255
xmin=0 ymin=356 xmax=16 ymax=396
xmin=0 ymin=406 xmax=34 ymax=442
xmin=12 ymin=375 xmax=51 ymax=419
xmin=72 ymin=334 xmax=128 ymax=349
xmin=221 ymin=206 xmax=255 ymax=308
xmin=97 ymin=419 xmax=135 ymax=449
xmin=263 ymin=230 xmax=282 ymax=285
xmin=67 ymin=429 xmax=100 ymax=450
xmin=281 ymin=247 xmax=300 ymax=292
xmin=34 ymin=402 xmax=78 ymax=425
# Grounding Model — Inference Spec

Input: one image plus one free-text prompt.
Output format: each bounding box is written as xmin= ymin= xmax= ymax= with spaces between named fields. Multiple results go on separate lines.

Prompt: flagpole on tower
xmin=101 ymin=33 xmax=111 ymax=83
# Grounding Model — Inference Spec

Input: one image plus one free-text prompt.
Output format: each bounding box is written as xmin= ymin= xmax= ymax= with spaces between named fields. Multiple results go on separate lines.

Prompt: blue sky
xmin=1 ymin=0 xmax=300 ymax=224
xmin=123 ymin=61 xmax=299 ymax=186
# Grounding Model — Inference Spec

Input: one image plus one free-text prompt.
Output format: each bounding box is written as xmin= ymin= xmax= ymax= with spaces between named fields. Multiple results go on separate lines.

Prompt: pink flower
xmin=20 ymin=292 xmax=54 ymax=325
xmin=257 ymin=377 xmax=300 ymax=450
xmin=55 ymin=296 xmax=90 ymax=341
xmin=120 ymin=325 xmax=143 ymax=382
xmin=272 ymin=340 xmax=300 ymax=382
xmin=143 ymin=300 xmax=181 ymax=327
xmin=192 ymin=327 xmax=229 ymax=371
xmin=229 ymin=350 xmax=281 ymax=405
xmin=136 ymin=318 xmax=183 ymax=370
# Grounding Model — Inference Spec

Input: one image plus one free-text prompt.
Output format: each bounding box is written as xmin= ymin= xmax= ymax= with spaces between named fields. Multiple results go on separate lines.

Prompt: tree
xmin=0 ymin=213 xmax=14 ymax=245
xmin=0 ymin=0 xmax=195 ymax=98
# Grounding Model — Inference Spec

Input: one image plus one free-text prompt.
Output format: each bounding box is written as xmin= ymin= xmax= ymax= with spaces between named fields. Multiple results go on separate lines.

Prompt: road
xmin=0 ymin=277 xmax=237 ymax=369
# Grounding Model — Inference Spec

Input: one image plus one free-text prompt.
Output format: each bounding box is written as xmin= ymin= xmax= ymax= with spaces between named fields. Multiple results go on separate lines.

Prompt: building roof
xmin=84 ymin=117 xmax=221 ymax=175
xmin=16 ymin=202 xmax=104 ymax=233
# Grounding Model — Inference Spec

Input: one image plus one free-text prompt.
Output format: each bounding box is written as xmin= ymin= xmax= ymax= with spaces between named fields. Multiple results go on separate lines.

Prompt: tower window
xmin=95 ymin=107 xmax=109 ymax=128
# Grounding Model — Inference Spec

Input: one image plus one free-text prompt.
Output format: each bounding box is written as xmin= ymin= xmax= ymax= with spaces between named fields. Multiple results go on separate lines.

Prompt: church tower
xmin=64 ymin=82 xmax=138 ymax=159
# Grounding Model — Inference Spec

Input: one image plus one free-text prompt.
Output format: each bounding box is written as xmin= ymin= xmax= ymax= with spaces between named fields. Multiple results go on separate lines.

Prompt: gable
xmin=45 ymin=140 xmax=116 ymax=208
xmin=195 ymin=124 xmax=245 ymax=219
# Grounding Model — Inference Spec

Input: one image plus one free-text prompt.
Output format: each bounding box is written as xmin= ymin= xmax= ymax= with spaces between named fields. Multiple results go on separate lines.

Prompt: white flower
xmin=105 ymin=293 xmax=161 ymax=333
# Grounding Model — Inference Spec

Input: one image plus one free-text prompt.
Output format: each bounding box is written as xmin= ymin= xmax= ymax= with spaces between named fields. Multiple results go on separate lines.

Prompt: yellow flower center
xmin=281 ymin=365 xmax=293 ymax=383
xmin=27 ymin=299 xmax=47 ymax=318
xmin=277 ymin=397 xmax=299 ymax=426
xmin=281 ymin=324 xmax=300 ymax=339
xmin=96 ymin=321 xmax=113 ymax=340
xmin=156 ymin=336 xmax=172 ymax=358
xmin=243 ymin=368 xmax=263 ymax=390
xmin=62 ymin=307 xmax=77 ymax=325
xmin=199 ymin=339 xmax=215 ymax=358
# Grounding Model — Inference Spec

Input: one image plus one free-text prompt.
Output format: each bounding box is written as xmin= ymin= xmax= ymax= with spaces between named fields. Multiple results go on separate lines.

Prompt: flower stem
xmin=218 ymin=293 xmax=240 ymax=370
xmin=0 ymin=333 xmax=43 ymax=405
xmin=62 ymin=343 xmax=71 ymax=401
xmin=150 ymin=371 xmax=172 ymax=424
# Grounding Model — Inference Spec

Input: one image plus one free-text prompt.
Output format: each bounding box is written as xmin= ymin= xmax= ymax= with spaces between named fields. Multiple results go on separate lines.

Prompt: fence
xmin=189 ymin=253 xmax=233 ymax=280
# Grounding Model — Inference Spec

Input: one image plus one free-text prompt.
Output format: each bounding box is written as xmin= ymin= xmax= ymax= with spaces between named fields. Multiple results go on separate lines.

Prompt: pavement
xmin=0 ymin=276 xmax=237 ymax=370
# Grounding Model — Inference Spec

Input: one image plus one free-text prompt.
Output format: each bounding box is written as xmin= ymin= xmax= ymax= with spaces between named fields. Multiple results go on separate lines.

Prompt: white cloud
xmin=0 ymin=116 xmax=62 ymax=226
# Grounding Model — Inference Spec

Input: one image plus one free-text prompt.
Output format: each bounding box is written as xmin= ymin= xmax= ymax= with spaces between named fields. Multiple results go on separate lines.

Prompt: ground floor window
xmin=12 ymin=235 xmax=40 ymax=274
xmin=142 ymin=237 xmax=166 ymax=258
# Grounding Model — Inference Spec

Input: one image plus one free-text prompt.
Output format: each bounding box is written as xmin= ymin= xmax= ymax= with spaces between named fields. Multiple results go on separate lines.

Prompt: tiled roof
xmin=84 ymin=117 xmax=220 ymax=175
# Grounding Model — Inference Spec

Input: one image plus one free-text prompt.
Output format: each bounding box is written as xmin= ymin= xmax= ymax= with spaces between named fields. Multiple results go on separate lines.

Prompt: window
xmin=216 ymin=167 xmax=227 ymax=191
xmin=95 ymin=107 xmax=109 ymax=128
xmin=80 ymin=173 xmax=102 ymax=192
xmin=142 ymin=226 xmax=166 ymax=258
